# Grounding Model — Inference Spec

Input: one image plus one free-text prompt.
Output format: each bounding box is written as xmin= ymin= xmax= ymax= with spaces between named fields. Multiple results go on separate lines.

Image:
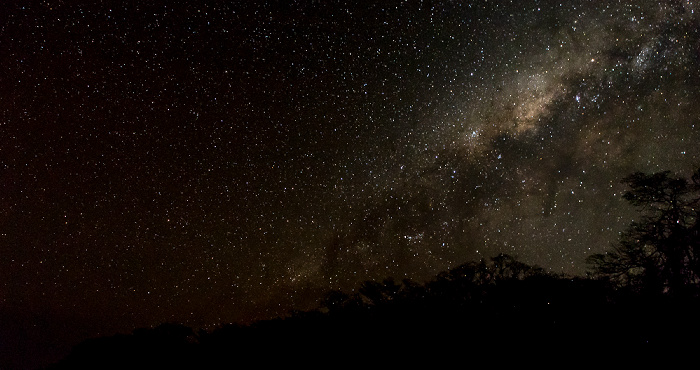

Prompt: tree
xmin=358 ymin=278 xmax=402 ymax=306
xmin=587 ymin=169 xmax=700 ymax=297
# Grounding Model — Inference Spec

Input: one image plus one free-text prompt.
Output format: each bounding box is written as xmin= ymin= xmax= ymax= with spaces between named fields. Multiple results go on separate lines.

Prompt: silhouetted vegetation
xmin=51 ymin=169 xmax=700 ymax=368
xmin=587 ymin=168 xmax=700 ymax=298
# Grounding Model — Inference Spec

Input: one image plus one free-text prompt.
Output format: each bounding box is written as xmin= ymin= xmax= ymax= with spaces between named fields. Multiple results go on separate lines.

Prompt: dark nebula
xmin=2 ymin=1 xmax=700 ymax=368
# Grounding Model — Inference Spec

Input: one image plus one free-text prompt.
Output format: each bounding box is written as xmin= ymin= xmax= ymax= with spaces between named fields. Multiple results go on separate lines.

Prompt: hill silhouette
xmin=49 ymin=252 xmax=700 ymax=368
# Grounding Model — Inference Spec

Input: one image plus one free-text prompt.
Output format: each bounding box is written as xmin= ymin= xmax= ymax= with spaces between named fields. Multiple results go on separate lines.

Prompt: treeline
xmin=51 ymin=169 xmax=700 ymax=367
xmin=50 ymin=254 xmax=698 ymax=368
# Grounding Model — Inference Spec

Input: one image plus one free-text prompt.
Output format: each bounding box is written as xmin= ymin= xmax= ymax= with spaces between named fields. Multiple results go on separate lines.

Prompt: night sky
xmin=2 ymin=0 xmax=700 ymax=368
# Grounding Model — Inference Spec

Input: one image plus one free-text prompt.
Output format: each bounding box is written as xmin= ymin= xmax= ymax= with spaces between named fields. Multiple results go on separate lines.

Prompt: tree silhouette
xmin=358 ymin=278 xmax=402 ymax=306
xmin=588 ymin=169 xmax=700 ymax=297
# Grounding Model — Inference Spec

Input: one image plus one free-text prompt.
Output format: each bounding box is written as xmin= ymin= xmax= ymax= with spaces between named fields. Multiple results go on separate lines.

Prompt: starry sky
xmin=2 ymin=0 xmax=700 ymax=367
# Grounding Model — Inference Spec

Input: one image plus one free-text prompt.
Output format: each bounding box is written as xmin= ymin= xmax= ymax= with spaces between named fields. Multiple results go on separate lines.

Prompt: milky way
xmin=2 ymin=1 xmax=700 ymax=367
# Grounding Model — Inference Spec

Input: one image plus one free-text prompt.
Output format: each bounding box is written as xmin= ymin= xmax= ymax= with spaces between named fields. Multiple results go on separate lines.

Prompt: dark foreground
xmin=49 ymin=265 xmax=700 ymax=368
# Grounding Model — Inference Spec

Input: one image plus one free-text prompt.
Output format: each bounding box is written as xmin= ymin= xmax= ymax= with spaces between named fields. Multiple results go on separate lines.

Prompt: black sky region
xmin=2 ymin=0 xmax=700 ymax=368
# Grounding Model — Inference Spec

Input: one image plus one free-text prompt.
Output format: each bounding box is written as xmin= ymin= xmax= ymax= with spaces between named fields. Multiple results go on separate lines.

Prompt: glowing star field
xmin=2 ymin=1 xmax=700 ymax=368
